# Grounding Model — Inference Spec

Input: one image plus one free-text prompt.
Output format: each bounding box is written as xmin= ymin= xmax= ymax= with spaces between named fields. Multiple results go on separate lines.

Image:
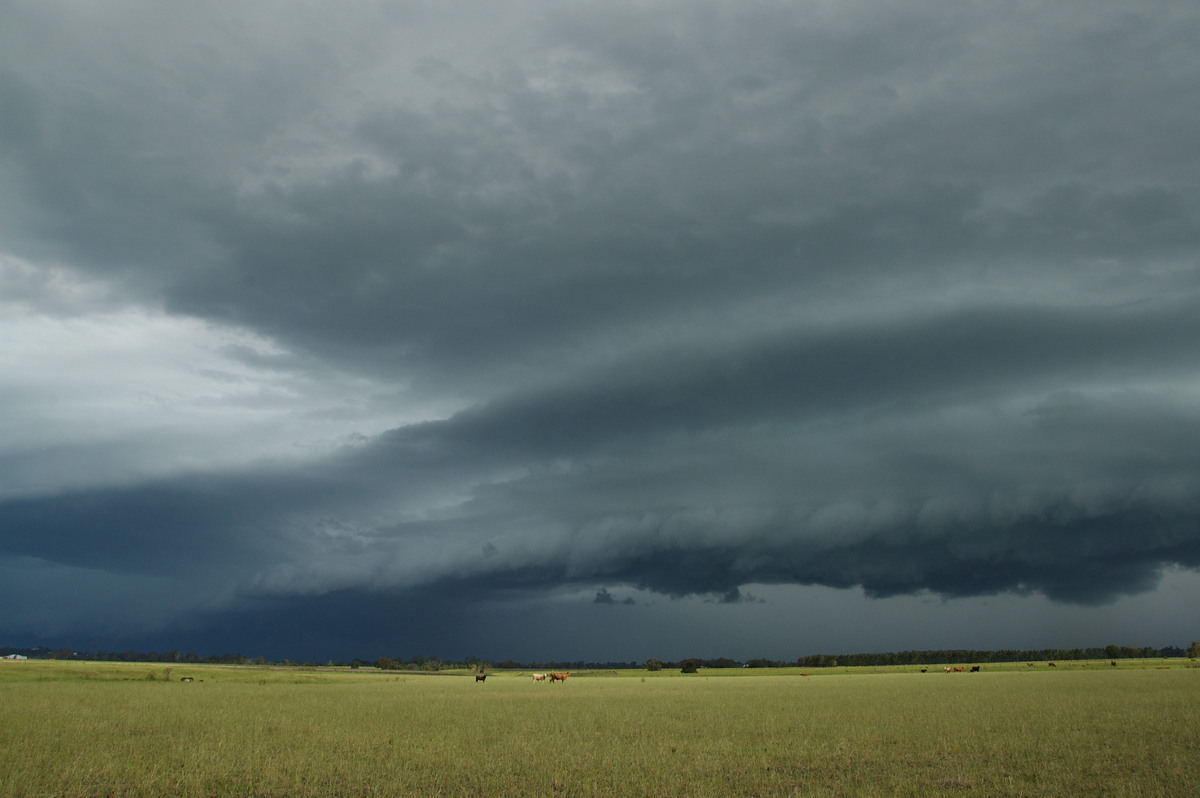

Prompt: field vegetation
xmin=1 ymin=659 xmax=1196 ymax=796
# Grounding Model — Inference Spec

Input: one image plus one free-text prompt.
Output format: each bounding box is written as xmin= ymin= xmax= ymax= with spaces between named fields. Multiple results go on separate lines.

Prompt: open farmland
xmin=1 ymin=660 xmax=1196 ymax=796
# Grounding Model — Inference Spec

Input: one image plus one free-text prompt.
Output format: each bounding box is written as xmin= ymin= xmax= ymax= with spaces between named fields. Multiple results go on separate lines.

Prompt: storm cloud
xmin=2 ymin=0 xmax=1199 ymax=660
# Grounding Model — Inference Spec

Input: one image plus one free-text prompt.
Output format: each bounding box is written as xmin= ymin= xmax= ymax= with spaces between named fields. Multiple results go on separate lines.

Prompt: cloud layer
xmin=3 ymin=0 xmax=1199 ymax=658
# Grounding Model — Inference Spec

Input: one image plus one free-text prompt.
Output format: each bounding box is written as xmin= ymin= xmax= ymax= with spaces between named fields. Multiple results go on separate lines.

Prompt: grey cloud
xmin=7 ymin=356 xmax=1197 ymax=611
xmin=11 ymin=1 xmax=1194 ymax=388
xmin=3 ymin=0 xmax=1200 ymax=657
xmin=417 ymin=300 xmax=1200 ymax=461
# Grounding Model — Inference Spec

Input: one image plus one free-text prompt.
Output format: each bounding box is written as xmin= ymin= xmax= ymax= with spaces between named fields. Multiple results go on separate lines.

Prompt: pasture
xmin=1 ymin=660 xmax=1196 ymax=796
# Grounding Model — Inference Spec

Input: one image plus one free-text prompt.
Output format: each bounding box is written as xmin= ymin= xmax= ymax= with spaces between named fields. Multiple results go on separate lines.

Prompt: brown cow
xmin=549 ymin=672 xmax=570 ymax=683
xmin=475 ymin=674 xmax=487 ymax=682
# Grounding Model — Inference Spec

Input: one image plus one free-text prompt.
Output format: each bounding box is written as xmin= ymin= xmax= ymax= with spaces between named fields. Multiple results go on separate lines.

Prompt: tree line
xmin=4 ymin=641 xmax=1197 ymax=669
xmin=2 ymin=648 xmax=281 ymax=665
xmin=793 ymin=644 xmax=1190 ymax=668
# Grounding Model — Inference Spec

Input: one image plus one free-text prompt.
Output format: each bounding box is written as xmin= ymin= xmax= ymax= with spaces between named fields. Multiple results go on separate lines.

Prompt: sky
xmin=2 ymin=0 xmax=1199 ymax=664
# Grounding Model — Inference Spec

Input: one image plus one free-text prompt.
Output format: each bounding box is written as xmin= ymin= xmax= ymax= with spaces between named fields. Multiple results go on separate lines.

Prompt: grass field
xmin=1 ymin=660 xmax=1196 ymax=796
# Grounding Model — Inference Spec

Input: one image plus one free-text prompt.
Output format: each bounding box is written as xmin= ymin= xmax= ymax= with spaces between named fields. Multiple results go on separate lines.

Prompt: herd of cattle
xmin=475 ymin=672 xmax=570 ymax=683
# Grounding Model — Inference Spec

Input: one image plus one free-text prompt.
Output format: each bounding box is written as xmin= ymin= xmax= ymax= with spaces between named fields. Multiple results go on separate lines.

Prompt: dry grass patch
xmin=0 ymin=663 xmax=1196 ymax=796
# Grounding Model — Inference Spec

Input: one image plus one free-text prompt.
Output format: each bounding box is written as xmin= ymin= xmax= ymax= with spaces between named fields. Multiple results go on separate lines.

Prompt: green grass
xmin=1 ymin=660 xmax=1196 ymax=796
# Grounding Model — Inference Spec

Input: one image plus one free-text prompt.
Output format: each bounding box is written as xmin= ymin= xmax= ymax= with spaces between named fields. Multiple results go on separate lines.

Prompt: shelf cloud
xmin=3 ymin=0 xmax=1199 ymax=661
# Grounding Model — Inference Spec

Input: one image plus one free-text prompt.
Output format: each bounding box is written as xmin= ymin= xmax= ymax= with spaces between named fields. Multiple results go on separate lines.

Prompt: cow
xmin=969 ymin=666 xmax=980 ymax=672
xmin=180 ymin=677 xmax=194 ymax=682
xmin=549 ymin=672 xmax=570 ymax=683
xmin=944 ymin=667 xmax=952 ymax=673
xmin=531 ymin=673 xmax=547 ymax=682
xmin=1048 ymin=662 xmax=1056 ymax=667
xmin=475 ymin=674 xmax=487 ymax=682
xmin=1111 ymin=660 xmax=1118 ymax=667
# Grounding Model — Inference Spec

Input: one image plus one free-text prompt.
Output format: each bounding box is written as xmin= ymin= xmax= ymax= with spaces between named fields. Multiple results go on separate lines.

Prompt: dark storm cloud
xmin=7 ymin=334 xmax=1197 ymax=610
xmin=8 ymin=1 xmax=1194 ymax=390
xmin=0 ymin=474 xmax=321 ymax=576
xmin=3 ymin=0 xmax=1200 ymax=655
xmin=425 ymin=301 xmax=1200 ymax=458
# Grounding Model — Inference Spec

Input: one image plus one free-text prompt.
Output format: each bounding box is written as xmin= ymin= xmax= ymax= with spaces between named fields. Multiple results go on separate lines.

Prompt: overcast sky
xmin=3 ymin=0 xmax=1199 ymax=663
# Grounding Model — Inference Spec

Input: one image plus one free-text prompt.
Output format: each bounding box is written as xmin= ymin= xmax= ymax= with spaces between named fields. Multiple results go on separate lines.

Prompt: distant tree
xmin=798 ymin=654 xmax=840 ymax=668
xmin=680 ymin=661 xmax=699 ymax=674
xmin=1187 ymin=641 xmax=1200 ymax=659
xmin=644 ymin=659 xmax=662 ymax=671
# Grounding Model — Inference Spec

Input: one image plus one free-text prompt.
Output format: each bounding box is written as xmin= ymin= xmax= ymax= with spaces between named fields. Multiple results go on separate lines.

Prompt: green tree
xmin=1187 ymin=641 xmax=1200 ymax=658
xmin=644 ymin=658 xmax=663 ymax=671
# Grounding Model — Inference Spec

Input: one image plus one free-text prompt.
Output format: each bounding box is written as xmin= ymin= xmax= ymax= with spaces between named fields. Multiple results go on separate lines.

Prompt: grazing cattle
xmin=1111 ymin=660 xmax=1118 ymax=667
xmin=969 ymin=666 xmax=980 ymax=672
xmin=920 ymin=668 xmax=927 ymax=673
xmin=1047 ymin=662 xmax=1056 ymax=667
xmin=549 ymin=672 xmax=570 ymax=683
xmin=475 ymin=674 xmax=487 ymax=682
xmin=944 ymin=667 xmax=952 ymax=673
xmin=953 ymin=666 xmax=965 ymax=672
xmin=180 ymin=677 xmax=194 ymax=682
xmin=531 ymin=673 xmax=547 ymax=682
